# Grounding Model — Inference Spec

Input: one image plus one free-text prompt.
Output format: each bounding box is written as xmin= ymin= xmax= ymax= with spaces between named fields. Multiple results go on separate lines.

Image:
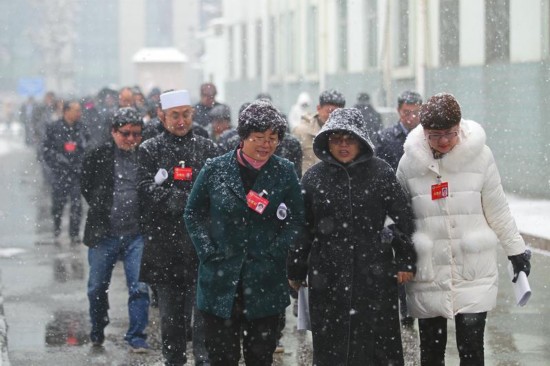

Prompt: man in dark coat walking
xmin=375 ymin=90 xmax=423 ymax=171
xmin=137 ymin=89 xmax=220 ymax=366
xmin=375 ymin=90 xmax=422 ymax=328
xmin=353 ymin=92 xmax=382 ymax=139
xmin=80 ymin=107 xmax=150 ymax=352
xmin=288 ymin=108 xmax=416 ymax=365
xmin=193 ymin=83 xmax=222 ymax=128
xmin=42 ymin=100 xmax=86 ymax=244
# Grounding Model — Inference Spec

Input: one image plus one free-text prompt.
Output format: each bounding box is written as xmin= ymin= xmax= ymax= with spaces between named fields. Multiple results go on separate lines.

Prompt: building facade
xmin=202 ymin=0 xmax=550 ymax=198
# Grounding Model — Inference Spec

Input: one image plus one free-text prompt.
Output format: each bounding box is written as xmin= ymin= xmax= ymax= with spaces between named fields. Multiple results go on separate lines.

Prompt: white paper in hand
xmin=297 ymin=287 xmax=311 ymax=331
xmin=154 ymin=168 xmax=169 ymax=185
xmin=507 ymin=262 xmax=532 ymax=306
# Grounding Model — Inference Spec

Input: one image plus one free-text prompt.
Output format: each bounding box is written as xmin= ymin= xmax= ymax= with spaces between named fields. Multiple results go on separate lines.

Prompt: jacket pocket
xmin=460 ymin=229 xmax=498 ymax=280
xmin=412 ymin=232 xmax=435 ymax=282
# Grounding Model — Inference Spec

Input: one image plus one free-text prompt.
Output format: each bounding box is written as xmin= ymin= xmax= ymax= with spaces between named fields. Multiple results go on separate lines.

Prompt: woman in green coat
xmin=184 ymin=99 xmax=305 ymax=366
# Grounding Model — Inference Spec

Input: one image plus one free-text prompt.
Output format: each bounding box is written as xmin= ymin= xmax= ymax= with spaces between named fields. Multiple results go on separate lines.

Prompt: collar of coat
xmin=161 ymin=129 xmax=196 ymax=143
xmin=217 ymin=150 xmax=286 ymax=203
xmin=402 ymin=119 xmax=487 ymax=174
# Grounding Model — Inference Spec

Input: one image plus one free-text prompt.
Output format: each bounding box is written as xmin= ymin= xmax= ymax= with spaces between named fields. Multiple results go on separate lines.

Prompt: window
xmin=306 ymin=5 xmax=319 ymax=73
xmin=337 ymin=0 xmax=348 ymax=71
xmin=396 ymin=0 xmax=410 ymax=67
xmin=365 ymin=0 xmax=378 ymax=68
xmin=485 ymin=0 xmax=510 ymax=63
xmin=256 ymin=20 xmax=263 ymax=77
xmin=146 ymin=0 xmax=172 ymax=47
xmin=286 ymin=11 xmax=296 ymax=74
xmin=227 ymin=26 xmax=233 ymax=78
xmin=439 ymin=0 xmax=459 ymax=66
xmin=241 ymin=23 xmax=247 ymax=79
xmin=269 ymin=16 xmax=277 ymax=75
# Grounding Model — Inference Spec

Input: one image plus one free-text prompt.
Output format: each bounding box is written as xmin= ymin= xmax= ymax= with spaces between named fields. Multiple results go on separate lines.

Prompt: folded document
xmin=507 ymin=263 xmax=531 ymax=306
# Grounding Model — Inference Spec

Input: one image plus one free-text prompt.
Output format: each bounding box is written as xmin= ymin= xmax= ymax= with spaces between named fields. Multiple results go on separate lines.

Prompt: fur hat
xmin=420 ymin=93 xmax=461 ymax=130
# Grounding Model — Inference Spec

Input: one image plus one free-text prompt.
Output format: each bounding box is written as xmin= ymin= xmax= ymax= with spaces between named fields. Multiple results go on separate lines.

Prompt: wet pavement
xmin=1 ymin=130 xmax=549 ymax=365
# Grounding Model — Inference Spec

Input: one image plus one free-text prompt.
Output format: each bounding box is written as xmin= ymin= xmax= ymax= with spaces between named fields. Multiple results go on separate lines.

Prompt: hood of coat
xmin=313 ymin=108 xmax=375 ymax=166
xmin=402 ymin=119 xmax=487 ymax=173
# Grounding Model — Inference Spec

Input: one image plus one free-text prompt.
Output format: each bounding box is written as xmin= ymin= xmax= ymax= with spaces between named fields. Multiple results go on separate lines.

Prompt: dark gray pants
xmin=51 ymin=175 xmax=81 ymax=239
xmin=156 ymin=283 xmax=208 ymax=366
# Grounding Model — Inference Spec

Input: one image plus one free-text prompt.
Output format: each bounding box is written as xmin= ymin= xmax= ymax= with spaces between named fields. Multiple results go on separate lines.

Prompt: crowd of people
xmin=17 ymin=83 xmax=532 ymax=366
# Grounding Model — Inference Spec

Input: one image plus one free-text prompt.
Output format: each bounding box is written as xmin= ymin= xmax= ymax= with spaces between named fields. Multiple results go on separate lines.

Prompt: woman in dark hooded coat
xmin=288 ymin=108 xmax=416 ymax=366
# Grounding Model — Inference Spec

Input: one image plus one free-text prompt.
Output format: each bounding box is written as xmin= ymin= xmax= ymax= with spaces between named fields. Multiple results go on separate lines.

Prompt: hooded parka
xmin=288 ymin=108 xmax=416 ymax=366
xmin=396 ymin=119 xmax=526 ymax=319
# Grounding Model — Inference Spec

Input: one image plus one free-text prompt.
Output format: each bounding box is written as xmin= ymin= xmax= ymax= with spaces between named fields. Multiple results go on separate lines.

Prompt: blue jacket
xmin=185 ymin=151 xmax=305 ymax=320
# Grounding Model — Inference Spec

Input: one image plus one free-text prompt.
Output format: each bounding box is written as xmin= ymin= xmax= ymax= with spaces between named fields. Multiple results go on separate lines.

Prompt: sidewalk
xmin=507 ymin=193 xmax=550 ymax=251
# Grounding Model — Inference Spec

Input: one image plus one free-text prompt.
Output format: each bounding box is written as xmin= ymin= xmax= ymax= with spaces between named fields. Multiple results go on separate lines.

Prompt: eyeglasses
xmin=169 ymin=111 xmax=193 ymax=120
xmin=426 ymin=131 xmax=458 ymax=142
xmin=248 ymin=136 xmax=280 ymax=146
xmin=117 ymin=130 xmax=142 ymax=138
xmin=400 ymin=109 xmax=420 ymax=117
xmin=328 ymin=134 xmax=358 ymax=146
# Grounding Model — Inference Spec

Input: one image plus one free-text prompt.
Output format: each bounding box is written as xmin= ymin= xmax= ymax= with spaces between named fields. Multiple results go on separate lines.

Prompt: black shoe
xmin=401 ymin=316 xmax=414 ymax=328
xmin=70 ymin=237 xmax=81 ymax=247
xmin=90 ymin=330 xmax=104 ymax=347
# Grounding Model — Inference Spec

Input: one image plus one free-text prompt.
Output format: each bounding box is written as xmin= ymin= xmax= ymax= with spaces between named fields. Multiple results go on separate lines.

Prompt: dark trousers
xmin=418 ymin=312 xmax=487 ymax=366
xmin=201 ymin=287 xmax=279 ymax=366
xmin=156 ymin=283 xmax=208 ymax=366
xmin=51 ymin=176 xmax=81 ymax=238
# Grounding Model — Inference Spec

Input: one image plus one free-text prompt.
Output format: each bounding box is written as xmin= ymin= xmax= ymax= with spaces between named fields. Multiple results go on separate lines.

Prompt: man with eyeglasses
xmin=81 ymin=107 xmax=150 ymax=352
xmin=293 ymin=89 xmax=346 ymax=175
xmin=375 ymin=90 xmax=423 ymax=329
xmin=193 ymin=82 xmax=222 ymax=128
xmin=137 ymin=89 xmax=220 ymax=366
xmin=376 ymin=90 xmax=423 ymax=172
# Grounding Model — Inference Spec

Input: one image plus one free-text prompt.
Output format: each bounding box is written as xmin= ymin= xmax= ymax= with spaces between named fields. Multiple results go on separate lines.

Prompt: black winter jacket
xmin=42 ymin=119 xmax=87 ymax=178
xmin=80 ymin=142 xmax=142 ymax=247
xmin=137 ymin=131 xmax=221 ymax=284
xmin=288 ymin=108 xmax=416 ymax=366
xmin=81 ymin=142 xmax=116 ymax=247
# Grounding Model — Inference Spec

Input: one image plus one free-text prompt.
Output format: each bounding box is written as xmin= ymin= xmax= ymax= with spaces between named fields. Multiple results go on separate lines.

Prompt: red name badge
xmin=173 ymin=167 xmax=192 ymax=181
xmin=64 ymin=141 xmax=77 ymax=153
xmin=431 ymin=182 xmax=449 ymax=200
xmin=246 ymin=190 xmax=269 ymax=214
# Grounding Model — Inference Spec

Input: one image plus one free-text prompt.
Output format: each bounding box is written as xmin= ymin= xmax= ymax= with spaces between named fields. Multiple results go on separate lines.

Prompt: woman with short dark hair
xmin=185 ymin=99 xmax=305 ymax=366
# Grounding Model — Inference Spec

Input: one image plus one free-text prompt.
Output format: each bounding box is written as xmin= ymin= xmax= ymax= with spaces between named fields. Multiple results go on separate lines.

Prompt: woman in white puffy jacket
xmin=396 ymin=93 xmax=531 ymax=366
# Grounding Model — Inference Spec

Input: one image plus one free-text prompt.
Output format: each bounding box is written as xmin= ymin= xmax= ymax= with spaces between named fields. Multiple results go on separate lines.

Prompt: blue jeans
xmin=87 ymin=234 xmax=149 ymax=344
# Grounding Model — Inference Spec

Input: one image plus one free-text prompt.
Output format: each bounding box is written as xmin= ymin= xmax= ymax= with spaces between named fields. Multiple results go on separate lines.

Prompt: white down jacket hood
xmin=396 ymin=119 xmax=526 ymax=319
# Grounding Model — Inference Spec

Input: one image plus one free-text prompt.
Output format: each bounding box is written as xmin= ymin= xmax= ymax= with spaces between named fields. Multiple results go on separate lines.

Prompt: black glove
xmin=508 ymin=250 xmax=531 ymax=283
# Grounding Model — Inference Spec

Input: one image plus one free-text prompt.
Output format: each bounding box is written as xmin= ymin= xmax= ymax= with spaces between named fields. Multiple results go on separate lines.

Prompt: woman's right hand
xmin=288 ymin=279 xmax=305 ymax=291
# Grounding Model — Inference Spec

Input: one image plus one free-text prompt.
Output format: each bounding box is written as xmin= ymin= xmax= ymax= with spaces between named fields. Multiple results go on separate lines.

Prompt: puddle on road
xmin=45 ymin=310 xmax=89 ymax=346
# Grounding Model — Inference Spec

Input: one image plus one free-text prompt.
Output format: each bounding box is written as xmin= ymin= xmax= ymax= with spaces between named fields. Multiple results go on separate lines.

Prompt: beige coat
xmin=292 ymin=113 xmax=323 ymax=175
